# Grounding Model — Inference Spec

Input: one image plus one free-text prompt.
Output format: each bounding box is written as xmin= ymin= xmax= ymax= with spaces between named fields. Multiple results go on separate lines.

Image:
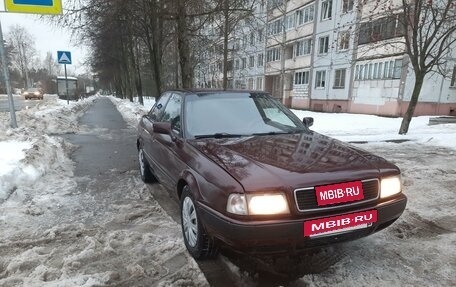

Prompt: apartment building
xmin=195 ymin=0 xmax=456 ymax=116
xmin=194 ymin=1 xmax=267 ymax=90
xmin=264 ymin=0 xmax=316 ymax=107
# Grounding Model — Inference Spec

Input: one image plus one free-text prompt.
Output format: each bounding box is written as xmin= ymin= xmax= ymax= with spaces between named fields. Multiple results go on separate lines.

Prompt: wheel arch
xmin=178 ymin=170 xmax=200 ymax=200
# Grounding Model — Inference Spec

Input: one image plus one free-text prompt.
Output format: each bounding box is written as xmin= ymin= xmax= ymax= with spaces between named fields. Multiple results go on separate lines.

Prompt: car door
xmin=153 ymin=93 xmax=186 ymax=191
xmin=141 ymin=92 xmax=171 ymax=180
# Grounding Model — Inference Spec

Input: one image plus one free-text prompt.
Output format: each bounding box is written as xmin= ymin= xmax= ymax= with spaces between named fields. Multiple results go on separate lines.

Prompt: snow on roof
xmin=57 ymin=76 xmax=78 ymax=80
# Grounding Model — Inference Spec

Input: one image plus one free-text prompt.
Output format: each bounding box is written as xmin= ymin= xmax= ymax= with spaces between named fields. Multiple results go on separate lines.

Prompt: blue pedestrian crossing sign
xmin=4 ymin=0 xmax=62 ymax=15
xmin=57 ymin=51 xmax=72 ymax=65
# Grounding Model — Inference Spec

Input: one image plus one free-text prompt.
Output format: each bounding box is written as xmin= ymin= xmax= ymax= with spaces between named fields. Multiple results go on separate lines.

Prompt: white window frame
xmin=451 ymin=65 xmax=456 ymax=87
xmin=249 ymin=55 xmax=255 ymax=68
xmin=321 ymin=0 xmax=332 ymax=20
xmin=295 ymin=38 xmax=312 ymax=57
xmin=318 ymin=36 xmax=329 ymax=54
xmin=338 ymin=31 xmax=350 ymax=51
xmin=285 ymin=13 xmax=295 ymax=30
xmin=333 ymin=69 xmax=346 ymax=88
xmin=296 ymin=4 xmax=314 ymax=26
xmin=256 ymin=77 xmax=264 ymax=90
xmin=258 ymin=53 xmax=264 ymax=67
xmin=294 ymin=71 xmax=310 ymax=86
xmin=315 ymin=70 xmax=326 ymax=88
xmin=248 ymin=78 xmax=255 ymax=90
xmin=342 ymin=0 xmax=354 ymax=13
xmin=266 ymin=47 xmax=281 ymax=62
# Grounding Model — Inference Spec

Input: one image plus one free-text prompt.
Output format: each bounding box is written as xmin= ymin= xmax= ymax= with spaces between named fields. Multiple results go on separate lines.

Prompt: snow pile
xmin=0 ymin=96 xmax=97 ymax=201
xmin=108 ymin=96 xmax=155 ymax=127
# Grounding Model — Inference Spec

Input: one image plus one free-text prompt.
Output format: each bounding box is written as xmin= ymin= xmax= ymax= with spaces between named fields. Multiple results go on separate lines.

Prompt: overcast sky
xmin=0 ymin=0 xmax=89 ymax=75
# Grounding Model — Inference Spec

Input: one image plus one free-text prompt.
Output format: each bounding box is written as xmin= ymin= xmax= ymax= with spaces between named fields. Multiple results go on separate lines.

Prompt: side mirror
xmin=153 ymin=122 xmax=177 ymax=141
xmin=303 ymin=117 xmax=314 ymax=128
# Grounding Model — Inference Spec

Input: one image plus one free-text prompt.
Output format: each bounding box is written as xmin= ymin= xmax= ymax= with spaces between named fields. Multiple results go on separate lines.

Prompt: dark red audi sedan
xmin=136 ymin=90 xmax=407 ymax=259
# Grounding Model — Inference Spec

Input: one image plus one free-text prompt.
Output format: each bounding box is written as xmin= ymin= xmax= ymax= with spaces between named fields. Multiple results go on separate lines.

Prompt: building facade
xmin=194 ymin=0 xmax=456 ymax=116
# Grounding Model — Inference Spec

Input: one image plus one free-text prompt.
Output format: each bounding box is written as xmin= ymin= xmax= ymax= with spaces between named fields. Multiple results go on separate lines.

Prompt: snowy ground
xmin=0 ymin=95 xmax=207 ymax=286
xmin=1 ymin=95 xmax=455 ymax=286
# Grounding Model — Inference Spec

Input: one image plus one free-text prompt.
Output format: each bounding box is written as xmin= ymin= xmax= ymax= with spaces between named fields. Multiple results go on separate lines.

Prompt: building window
xmin=249 ymin=55 xmax=255 ymax=68
xmin=256 ymin=77 xmax=264 ymax=90
xmin=373 ymin=63 xmax=379 ymax=79
xmin=393 ymin=59 xmax=403 ymax=79
xmin=358 ymin=15 xmax=405 ymax=45
xmin=285 ymin=13 xmax=295 ymax=30
xmin=297 ymin=4 xmax=315 ymax=25
xmin=294 ymin=71 xmax=310 ymax=86
xmin=258 ymin=29 xmax=264 ymax=43
xmin=266 ymin=47 xmax=281 ymax=62
xmin=235 ymin=59 xmax=240 ymax=70
xmin=334 ymin=69 xmax=346 ymax=88
xmin=248 ymin=78 xmax=255 ymax=90
xmin=295 ymin=38 xmax=312 ymax=56
xmin=258 ymin=53 xmax=264 ymax=67
xmin=235 ymin=80 xmax=245 ymax=89
xmin=268 ymin=18 xmax=283 ymax=36
xmin=241 ymin=57 xmax=247 ymax=69
xmin=315 ymin=70 xmax=326 ymax=88
xmin=338 ymin=31 xmax=350 ymax=50
xmin=250 ymin=32 xmax=255 ymax=46
xmin=355 ymin=59 xmax=404 ymax=81
xmin=318 ymin=36 xmax=329 ymax=54
xmin=451 ymin=66 xmax=456 ymax=87
xmin=343 ymin=0 xmax=354 ymax=13
xmin=321 ymin=0 xmax=332 ymax=20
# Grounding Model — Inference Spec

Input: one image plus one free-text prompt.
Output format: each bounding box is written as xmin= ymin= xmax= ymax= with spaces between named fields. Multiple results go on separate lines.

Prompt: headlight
xmin=226 ymin=193 xmax=290 ymax=215
xmin=226 ymin=194 xmax=247 ymax=215
xmin=24 ymin=92 xmax=29 ymax=95
xmin=247 ymin=193 xmax=290 ymax=215
xmin=380 ymin=175 xmax=402 ymax=199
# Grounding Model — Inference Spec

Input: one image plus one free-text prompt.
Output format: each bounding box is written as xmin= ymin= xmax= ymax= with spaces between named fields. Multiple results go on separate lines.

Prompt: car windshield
xmin=185 ymin=93 xmax=307 ymax=138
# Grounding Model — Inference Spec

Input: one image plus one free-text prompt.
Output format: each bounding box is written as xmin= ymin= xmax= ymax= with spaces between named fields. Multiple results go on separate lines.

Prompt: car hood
xmin=189 ymin=131 xmax=398 ymax=192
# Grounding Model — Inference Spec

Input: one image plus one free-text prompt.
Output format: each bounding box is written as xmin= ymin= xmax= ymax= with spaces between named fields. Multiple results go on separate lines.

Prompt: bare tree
xmin=397 ymin=0 xmax=456 ymax=134
xmin=7 ymin=24 xmax=37 ymax=89
xmin=356 ymin=0 xmax=456 ymax=134
xmin=43 ymin=51 xmax=60 ymax=76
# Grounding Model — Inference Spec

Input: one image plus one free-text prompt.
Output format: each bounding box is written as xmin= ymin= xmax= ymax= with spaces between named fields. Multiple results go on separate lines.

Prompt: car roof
xmin=173 ymin=89 xmax=269 ymax=97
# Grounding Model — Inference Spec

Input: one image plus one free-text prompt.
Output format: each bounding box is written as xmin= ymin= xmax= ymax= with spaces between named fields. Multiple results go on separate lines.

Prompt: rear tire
xmin=138 ymin=147 xmax=155 ymax=183
xmin=180 ymin=186 xmax=218 ymax=260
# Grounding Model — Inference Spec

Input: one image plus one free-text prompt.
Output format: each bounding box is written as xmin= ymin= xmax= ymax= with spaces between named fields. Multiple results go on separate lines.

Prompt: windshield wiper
xmin=252 ymin=131 xmax=299 ymax=136
xmin=194 ymin=133 xmax=245 ymax=139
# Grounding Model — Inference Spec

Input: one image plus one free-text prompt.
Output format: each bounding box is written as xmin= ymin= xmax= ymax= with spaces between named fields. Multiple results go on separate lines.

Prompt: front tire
xmin=180 ymin=186 xmax=218 ymax=260
xmin=138 ymin=147 xmax=155 ymax=183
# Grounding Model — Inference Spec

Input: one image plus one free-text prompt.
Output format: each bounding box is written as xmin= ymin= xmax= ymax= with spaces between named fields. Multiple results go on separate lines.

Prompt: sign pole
xmin=64 ymin=63 xmax=69 ymax=104
xmin=0 ymin=18 xmax=17 ymax=128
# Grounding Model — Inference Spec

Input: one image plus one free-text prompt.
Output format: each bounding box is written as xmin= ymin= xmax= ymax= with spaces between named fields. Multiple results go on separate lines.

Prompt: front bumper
xmin=198 ymin=194 xmax=407 ymax=255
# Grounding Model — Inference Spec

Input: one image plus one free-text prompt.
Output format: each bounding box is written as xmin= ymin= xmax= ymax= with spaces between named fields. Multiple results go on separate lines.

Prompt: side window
xmin=149 ymin=93 xmax=171 ymax=121
xmin=161 ymin=94 xmax=182 ymax=134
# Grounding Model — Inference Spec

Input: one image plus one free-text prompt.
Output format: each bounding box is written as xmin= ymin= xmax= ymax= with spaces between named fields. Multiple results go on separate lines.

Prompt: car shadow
xmin=221 ymin=245 xmax=346 ymax=285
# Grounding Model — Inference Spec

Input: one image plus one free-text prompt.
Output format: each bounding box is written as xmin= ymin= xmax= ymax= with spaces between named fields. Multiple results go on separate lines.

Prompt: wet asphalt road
xmin=0 ymin=96 xmax=40 ymax=112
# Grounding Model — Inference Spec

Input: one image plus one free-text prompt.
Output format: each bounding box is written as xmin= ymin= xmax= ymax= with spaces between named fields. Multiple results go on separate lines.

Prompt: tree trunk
xmin=399 ymin=73 xmax=425 ymax=134
xmin=176 ymin=0 xmax=193 ymax=89
xmin=222 ymin=0 xmax=229 ymax=90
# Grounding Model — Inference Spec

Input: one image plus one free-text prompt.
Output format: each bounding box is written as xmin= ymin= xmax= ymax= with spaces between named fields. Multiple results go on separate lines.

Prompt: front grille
xmin=294 ymin=179 xmax=379 ymax=212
